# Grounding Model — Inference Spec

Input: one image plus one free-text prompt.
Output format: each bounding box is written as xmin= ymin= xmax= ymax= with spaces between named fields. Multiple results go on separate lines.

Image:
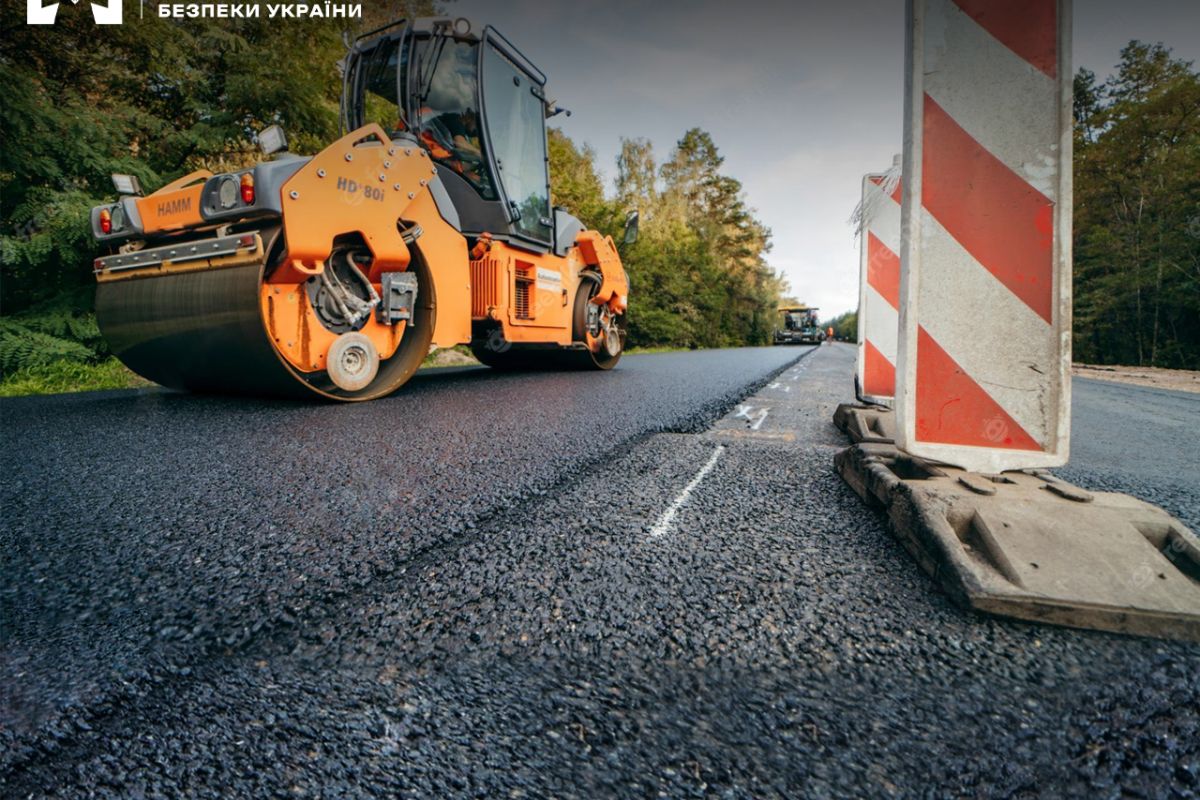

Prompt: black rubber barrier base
xmin=833 ymin=406 xmax=1200 ymax=642
xmin=832 ymin=402 xmax=897 ymax=444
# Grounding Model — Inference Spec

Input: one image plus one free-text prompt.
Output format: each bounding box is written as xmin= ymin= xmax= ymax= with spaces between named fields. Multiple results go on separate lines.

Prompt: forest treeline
xmin=549 ymin=129 xmax=784 ymax=349
xmin=1073 ymin=42 xmax=1200 ymax=369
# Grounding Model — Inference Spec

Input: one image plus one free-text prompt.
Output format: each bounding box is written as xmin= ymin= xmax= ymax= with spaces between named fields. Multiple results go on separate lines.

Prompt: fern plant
xmin=0 ymin=314 xmax=100 ymax=376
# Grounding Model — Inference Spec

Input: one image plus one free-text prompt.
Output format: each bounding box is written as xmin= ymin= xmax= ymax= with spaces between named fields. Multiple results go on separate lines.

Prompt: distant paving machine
xmin=89 ymin=17 xmax=631 ymax=401
xmin=773 ymin=306 xmax=824 ymax=345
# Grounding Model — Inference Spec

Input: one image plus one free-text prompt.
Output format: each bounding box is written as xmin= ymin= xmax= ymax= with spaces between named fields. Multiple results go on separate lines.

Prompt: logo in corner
xmin=28 ymin=0 xmax=122 ymax=25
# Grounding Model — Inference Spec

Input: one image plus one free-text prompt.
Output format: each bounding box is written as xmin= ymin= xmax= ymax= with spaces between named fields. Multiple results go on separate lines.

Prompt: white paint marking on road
xmin=733 ymin=404 xmax=755 ymax=420
xmin=648 ymin=445 xmax=725 ymax=539
xmin=783 ymin=385 xmax=791 ymax=393
xmin=751 ymin=408 xmax=770 ymax=431
xmin=768 ymin=382 xmax=781 ymax=390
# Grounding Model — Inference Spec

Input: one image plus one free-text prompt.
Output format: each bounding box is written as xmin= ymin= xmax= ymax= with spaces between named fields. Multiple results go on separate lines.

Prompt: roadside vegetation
xmin=548 ymin=129 xmax=784 ymax=350
xmin=0 ymin=290 xmax=149 ymax=395
xmin=1073 ymin=43 xmax=1200 ymax=369
xmin=0 ymin=358 xmax=148 ymax=398
xmin=824 ymin=310 xmax=857 ymax=342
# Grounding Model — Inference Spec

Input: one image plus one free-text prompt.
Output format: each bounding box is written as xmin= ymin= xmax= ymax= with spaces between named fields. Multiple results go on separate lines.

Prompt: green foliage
xmin=825 ymin=310 xmax=857 ymax=341
xmin=0 ymin=358 xmax=149 ymax=398
xmin=547 ymin=129 xmax=617 ymax=232
xmin=549 ymin=127 xmax=784 ymax=349
xmin=0 ymin=292 xmax=108 ymax=376
xmin=0 ymin=322 xmax=95 ymax=374
xmin=1073 ymin=42 xmax=1200 ymax=368
xmin=1 ymin=188 xmax=101 ymax=310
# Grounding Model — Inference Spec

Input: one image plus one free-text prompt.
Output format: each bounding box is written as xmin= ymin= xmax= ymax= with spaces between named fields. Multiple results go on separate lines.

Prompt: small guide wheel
xmin=601 ymin=310 xmax=623 ymax=358
xmin=326 ymin=332 xmax=379 ymax=392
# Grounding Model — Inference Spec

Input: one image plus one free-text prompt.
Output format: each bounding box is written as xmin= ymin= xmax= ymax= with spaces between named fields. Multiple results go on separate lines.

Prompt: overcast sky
xmin=453 ymin=0 xmax=1200 ymax=317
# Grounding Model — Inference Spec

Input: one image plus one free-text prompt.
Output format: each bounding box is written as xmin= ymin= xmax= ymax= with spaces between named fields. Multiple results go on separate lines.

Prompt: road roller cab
xmin=90 ymin=16 xmax=630 ymax=401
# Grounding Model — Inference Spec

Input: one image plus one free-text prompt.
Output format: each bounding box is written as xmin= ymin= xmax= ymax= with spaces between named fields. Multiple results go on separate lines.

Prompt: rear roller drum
xmin=469 ymin=327 xmax=551 ymax=370
xmin=470 ymin=345 xmax=545 ymax=371
xmin=469 ymin=274 xmax=625 ymax=371
xmin=564 ymin=272 xmax=624 ymax=370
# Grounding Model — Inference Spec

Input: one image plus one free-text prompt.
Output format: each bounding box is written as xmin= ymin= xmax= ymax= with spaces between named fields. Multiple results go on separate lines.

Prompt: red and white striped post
xmin=897 ymin=0 xmax=1073 ymax=473
xmin=856 ymin=155 xmax=903 ymax=406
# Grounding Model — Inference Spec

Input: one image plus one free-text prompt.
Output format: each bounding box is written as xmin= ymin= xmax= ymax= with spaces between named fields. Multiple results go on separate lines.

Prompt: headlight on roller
xmin=218 ymin=177 xmax=239 ymax=209
xmin=111 ymin=173 xmax=142 ymax=195
xmin=110 ymin=204 xmax=125 ymax=232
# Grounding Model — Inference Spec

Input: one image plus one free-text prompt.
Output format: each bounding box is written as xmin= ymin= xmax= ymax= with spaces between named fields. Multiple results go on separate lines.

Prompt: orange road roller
xmin=90 ymin=17 xmax=631 ymax=401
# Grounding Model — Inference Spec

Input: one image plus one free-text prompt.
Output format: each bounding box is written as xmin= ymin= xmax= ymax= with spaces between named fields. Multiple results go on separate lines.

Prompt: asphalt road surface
xmin=2 ymin=344 xmax=1197 ymax=798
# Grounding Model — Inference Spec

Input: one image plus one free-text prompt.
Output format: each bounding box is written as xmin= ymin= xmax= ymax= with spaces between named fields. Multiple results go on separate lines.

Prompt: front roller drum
xmin=96 ymin=234 xmax=435 ymax=401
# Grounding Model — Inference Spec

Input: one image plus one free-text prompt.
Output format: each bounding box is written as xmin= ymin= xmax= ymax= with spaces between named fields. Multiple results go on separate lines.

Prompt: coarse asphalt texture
xmin=2 ymin=343 xmax=1198 ymax=798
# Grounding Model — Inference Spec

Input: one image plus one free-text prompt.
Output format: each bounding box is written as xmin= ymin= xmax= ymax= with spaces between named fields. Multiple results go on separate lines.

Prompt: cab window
xmin=414 ymin=39 xmax=495 ymax=200
xmin=481 ymin=43 xmax=551 ymax=242
xmin=357 ymin=39 xmax=405 ymax=135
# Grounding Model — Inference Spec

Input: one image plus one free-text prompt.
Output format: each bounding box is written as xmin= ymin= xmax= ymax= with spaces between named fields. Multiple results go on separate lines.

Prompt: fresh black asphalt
xmin=1 ymin=348 xmax=804 ymax=764
xmin=1057 ymin=375 xmax=1200 ymax=532
xmin=1 ymin=344 xmax=1197 ymax=798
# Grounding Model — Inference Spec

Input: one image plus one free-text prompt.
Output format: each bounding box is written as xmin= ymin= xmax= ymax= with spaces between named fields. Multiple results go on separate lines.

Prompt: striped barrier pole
xmin=897 ymin=0 xmax=1073 ymax=473
xmin=856 ymin=155 xmax=903 ymax=406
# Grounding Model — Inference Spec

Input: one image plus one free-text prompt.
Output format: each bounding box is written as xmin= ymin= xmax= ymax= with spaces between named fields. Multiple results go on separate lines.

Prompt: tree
xmin=1073 ymin=41 xmax=1200 ymax=368
xmin=546 ymin=128 xmax=613 ymax=232
xmin=825 ymin=310 xmax=857 ymax=342
xmin=546 ymin=128 xmax=783 ymax=349
xmin=657 ymin=129 xmax=782 ymax=346
xmin=615 ymin=137 xmax=658 ymax=216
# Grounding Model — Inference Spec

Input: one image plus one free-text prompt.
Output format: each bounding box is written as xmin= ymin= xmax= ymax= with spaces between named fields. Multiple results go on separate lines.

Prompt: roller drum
xmin=96 ymin=261 xmax=313 ymax=398
xmin=96 ymin=229 xmax=434 ymax=401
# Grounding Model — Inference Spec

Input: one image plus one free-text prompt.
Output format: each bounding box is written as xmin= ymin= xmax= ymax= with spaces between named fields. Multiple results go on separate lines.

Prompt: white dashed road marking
xmin=648 ymin=445 xmax=725 ymax=539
